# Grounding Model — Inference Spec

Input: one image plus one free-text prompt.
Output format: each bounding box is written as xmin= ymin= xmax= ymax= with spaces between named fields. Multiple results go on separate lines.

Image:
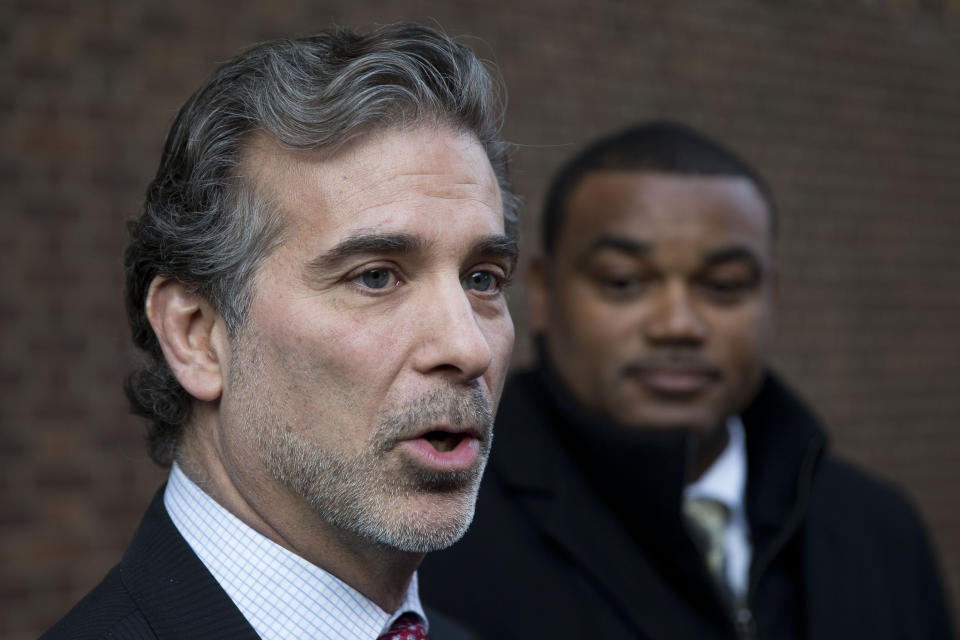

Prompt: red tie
xmin=377 ymin=612 xmax=429 ymax=640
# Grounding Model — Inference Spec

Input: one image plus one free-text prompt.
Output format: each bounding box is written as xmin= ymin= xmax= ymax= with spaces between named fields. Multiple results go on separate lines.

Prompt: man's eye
xmin=704 ymin=279 xmax=748 ymax=292
xmin=360 ymin=268 xmax=395 ymax=289
xmin=607 ymin=276 xmax=639 ymax=290
xmin=698 ymin=277 xmax=758 ymax=302
xmin=463 ymin=270 xmax=499 ymax=293
xmin=595 ymin=273 xmax=649 ymax=298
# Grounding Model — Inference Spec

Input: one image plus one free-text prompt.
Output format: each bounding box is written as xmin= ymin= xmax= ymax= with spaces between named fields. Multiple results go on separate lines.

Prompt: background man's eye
xmin=705 ymin=279 xmax=745 ymax=292
xmin=595 ymin=274 xmax=648 ymax=297
xmin=464 ymin=271 xmax=496 ymax=292
xmin=361 ymin=268 xmax=392 ymax=289
xmin=608 ymin=277 xmax=637 ymax=290
xmin=701 ymin=276 xmax=757 ymax=296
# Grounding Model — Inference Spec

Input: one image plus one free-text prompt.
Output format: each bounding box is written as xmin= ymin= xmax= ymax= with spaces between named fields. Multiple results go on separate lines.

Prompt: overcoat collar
xmin=492 ymin=367 xmax=717 ymax=637
xmin=490 ymin=364 xmax=826 ymax=638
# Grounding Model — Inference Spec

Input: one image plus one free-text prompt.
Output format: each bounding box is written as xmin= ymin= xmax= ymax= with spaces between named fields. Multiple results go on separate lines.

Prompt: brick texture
xmin=3 ymin=1 xmax=959 ymax=636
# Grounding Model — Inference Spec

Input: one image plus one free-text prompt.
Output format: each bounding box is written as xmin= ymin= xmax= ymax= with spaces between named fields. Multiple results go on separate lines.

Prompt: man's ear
xmin=526 ymin=256 xmax=551 ymax=335
xmin=145 ymin=276 xmax=227 ymax=402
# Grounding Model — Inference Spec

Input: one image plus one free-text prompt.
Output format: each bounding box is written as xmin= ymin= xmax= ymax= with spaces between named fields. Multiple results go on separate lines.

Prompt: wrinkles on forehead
xmin=240 ymin=127 xmax=501 ymax=233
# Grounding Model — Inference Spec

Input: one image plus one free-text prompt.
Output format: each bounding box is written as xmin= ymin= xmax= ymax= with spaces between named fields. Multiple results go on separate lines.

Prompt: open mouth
xmin=401 ymin=429 xmax=482 ymax=471
xmin=423 ymin=431 xmax=467 ymax=453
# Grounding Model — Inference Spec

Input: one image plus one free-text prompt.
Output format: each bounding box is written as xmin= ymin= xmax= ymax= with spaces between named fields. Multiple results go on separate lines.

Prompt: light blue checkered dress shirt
xmin=164 ymin=462 xmax=427 ymax=640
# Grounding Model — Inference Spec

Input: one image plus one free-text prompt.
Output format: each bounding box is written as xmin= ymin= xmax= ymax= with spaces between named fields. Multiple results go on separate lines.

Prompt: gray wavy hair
xmin=124 ymin=23 xmax=518 ymax=465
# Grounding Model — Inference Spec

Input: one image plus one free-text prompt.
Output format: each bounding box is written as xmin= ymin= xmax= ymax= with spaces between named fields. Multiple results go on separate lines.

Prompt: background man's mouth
xmin=628 ymin=367 xmax=721 ymax=396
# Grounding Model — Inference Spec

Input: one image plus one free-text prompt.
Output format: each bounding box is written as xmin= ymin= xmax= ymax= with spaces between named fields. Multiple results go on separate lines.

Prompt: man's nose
xmin=644 ymin=280 xmax=707 ymax=345
xmin=411 ymin=279 xmax=493 ymax=382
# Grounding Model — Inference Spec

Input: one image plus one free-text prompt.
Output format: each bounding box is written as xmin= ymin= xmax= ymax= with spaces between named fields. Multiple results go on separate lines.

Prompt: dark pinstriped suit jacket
xmin=42 ymin=487 xmax=479 ymax=640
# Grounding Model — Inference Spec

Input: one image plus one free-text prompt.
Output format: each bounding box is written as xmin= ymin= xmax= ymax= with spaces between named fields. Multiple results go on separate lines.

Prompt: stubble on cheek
xmin=246 ymin=373 xmax=496 ymax=552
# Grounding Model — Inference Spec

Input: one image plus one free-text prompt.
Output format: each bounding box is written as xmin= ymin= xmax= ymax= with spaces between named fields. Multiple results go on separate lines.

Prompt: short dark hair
xmin=541 ymin=120 xmax=775 ymax=255
xmin=124 ymin=23 xmax=516 ymax=466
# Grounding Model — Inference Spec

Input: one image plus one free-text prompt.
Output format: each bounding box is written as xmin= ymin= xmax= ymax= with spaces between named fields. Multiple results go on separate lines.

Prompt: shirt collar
xmin=164 ymin=462 xmax=426 ymax=640
xmin=683 ymin=415 xmax=748 ymax=514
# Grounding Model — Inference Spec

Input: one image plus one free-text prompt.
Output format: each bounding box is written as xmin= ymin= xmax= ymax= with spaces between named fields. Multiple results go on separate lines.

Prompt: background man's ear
xmin=145 ymin=276 xmax=227 ymax=402
xmin=526 ymin=256 xmax=551 ymax=335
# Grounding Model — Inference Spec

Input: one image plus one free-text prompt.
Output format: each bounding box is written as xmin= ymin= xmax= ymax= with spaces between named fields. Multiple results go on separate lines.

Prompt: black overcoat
xmin=420 ymin=369 xmax=955 ymax=639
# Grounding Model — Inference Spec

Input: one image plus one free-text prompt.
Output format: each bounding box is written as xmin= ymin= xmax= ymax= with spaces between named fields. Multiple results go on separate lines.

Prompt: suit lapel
xmin=119 ymin=488 xmax=261 ymax=640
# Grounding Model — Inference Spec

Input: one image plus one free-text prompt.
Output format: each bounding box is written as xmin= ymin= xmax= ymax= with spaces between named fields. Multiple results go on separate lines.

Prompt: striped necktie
xmin=683 ymin=496 xmax=731 ymax=591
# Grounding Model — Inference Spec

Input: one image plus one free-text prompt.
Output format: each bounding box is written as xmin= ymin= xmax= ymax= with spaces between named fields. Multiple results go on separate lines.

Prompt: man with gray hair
xmin=44 ymin=23 xmax=517 ymax=640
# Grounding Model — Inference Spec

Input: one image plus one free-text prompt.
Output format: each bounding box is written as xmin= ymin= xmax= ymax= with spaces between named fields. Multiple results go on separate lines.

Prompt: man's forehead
xmin=561 ymin=169 xmax=772 ymax=248
xmin=241 ymin=127 xmax=505 ymax=258
xmin=243 ymin=127 xmax=498 ymax=207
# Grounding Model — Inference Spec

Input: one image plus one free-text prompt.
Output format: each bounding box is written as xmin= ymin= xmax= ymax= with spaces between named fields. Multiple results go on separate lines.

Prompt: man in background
xmin=421 ymin=121 xmax=955 ymax=639
xmin=45 ymin=24 xmax=518 ymax=640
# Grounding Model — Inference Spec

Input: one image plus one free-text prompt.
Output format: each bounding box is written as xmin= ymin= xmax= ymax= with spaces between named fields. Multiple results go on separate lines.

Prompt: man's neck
xmin=688 ymin=421 xmax=731 ymax=482
xmin=176 ymin=427 xmax=422 ymax=612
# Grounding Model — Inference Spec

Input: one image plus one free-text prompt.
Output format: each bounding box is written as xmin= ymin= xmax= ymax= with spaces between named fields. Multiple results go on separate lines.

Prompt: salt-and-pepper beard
xmin=230 ymin=339 xmax=494 ymax=553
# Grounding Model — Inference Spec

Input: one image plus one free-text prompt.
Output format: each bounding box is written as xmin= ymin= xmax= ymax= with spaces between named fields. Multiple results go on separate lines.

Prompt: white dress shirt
xmin=164 ymin=462 xmax=427 ymax=640
xmin=683 ymin=416 xmax=752 ymax=599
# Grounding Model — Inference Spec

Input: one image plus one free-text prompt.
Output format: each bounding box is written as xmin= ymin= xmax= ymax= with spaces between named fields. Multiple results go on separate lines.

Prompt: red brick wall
xmin=3 ymin=1 xmax=958 ymax=636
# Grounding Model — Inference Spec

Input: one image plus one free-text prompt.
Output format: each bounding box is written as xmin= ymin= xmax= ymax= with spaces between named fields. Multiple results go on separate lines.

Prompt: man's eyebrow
xmin=473 ymin=234 xmax=519 ymax=270
xmin=589 ymin=235 xmax=652 ymax=257
xmin=703 ymin=246 xmax=764 ymax=267
xmin=306 ymin=232 xmax=427 ymax=275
